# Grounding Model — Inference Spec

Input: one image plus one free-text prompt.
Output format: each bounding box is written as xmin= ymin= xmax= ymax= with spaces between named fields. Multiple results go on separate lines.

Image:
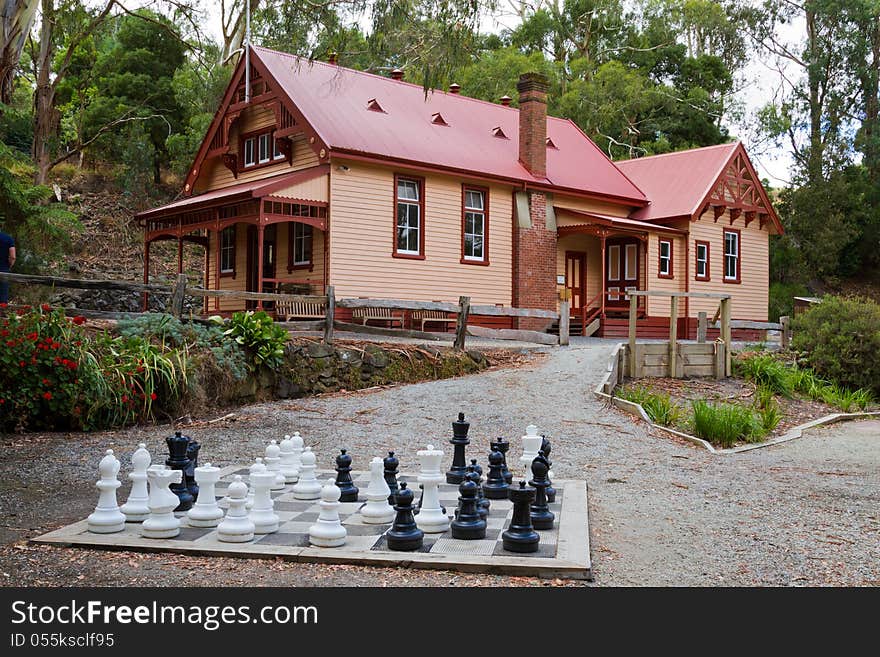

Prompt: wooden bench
xmin=352 ymin=306 xmax=404 ymax=328
xmin=411 ymin=309 xmax=456 ymax=332
xmin=275 ymin=299 xmax=326 ymax=321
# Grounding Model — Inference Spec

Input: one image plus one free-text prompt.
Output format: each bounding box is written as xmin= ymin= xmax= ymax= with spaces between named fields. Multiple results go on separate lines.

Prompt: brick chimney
xmin=391 ymin=68 xmax=404 ymax=80
xmin=517 ymin=72 xmax=548 ymax=178
xmin=512 ymin=72 xmax=555 ymax=331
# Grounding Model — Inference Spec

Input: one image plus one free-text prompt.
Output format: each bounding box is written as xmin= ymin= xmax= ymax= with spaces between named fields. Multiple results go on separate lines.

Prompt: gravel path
xmin=1 ymin=341 xmax=877 ymax=586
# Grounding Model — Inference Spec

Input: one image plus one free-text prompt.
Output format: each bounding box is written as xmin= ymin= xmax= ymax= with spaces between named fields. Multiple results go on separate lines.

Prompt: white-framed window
xmin=395 ymin=177 xmax=422 ymax=256
xmin=220 ymin=226 xmax=236 ymax=273
xmin=293 ymin=223 xmax=313 ymax=266
xmin=696 ymin=241 xmax=709 ymax=280
xmin=724 ymin=230 xmax=739 ymax=281
xmin=659 ymin=239 xmax=672 ymax=277
xmin=608 ymin=245 xmax=620 ymax=281
xmin=243 ymin=138 xmax=256 ymax=168
xmin=258 ymin=133 xmax=271 ymax=163
xmin=463 ymin=188 xmax=486 ymax=262
xmin=625 ymin=243 xmax=638 ymax=280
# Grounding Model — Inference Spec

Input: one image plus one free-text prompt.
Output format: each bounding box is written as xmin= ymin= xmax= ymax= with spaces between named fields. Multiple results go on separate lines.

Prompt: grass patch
xmin=691 ymin=400 xmax=764 ymax=448
xmin=616 ymin=385 xmax=685 ymax=428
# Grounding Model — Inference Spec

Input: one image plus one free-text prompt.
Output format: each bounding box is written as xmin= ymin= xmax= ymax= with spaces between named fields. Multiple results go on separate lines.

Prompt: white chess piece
xmin=264 ymin=440 xmax=286 ymax=490
xmin=246 ymin=458 xmax=267 ymax=509
xmin=308 ymin=479 xmax=347 ymax=547
xmin=248 ymin=461 xmax=280 ymax=534
xmin=87 ymin=449 xmax=126 ymax=533
xmin=520 ymin=425 xmax=543 ymax=479
xmin=415 ymin=444 xmax=450 ymax=533
xmin=279 ymin=434 xmax=300 ymax=483
xmin=360 ymin=457 xmax=394 ymax=524
xmin=120 ymin=443 xmax=151 ymax=522
xmin=217 ymin=475 xmax=255 ymax=543
xmin=291 ymin=447 xmax=321 ymax=500
xmin=186 ymin=463 xmax=224 ymax=528
xmin=141 ymin=466 xmax=182 ymax=539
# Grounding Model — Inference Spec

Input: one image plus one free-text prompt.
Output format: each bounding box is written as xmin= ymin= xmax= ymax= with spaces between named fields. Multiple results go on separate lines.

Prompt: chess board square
xmin=256 ymin=532 xmax=310 ymax=547
xmin=273 ymin=500 xmax=315 ymax=512
xmin=343 ymin=524 xmax=388 ymax=536
xmin=431 ymin=538 xmax=497 ymax=556
xmin=278 ymin=520 xmax=314 ymax=533
xmin=371 ymin=535 xmax=437 ymax=553
xmin=275 ymin=511 xmax=297 ymax=522
xmin=492 ymin=540 xmax=557 ymax=558
xmin=485 ymin=517 xmax=507 ymax=530
xmin=488 ymin=508 xmax=509 ymax=519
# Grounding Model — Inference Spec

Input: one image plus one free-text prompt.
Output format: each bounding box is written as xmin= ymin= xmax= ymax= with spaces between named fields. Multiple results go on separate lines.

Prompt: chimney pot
xmin=517 ymin=72 xmax=549 ymax=177
xmin=391 ymin=68 xmax=404 ymax=80
xmin=328 ymin=52 xmax=338 ymax=65
xmin=448 ymin=83 xmax=461 ymax=94
xmin=500 ymin=95 xmax=512 ymax=106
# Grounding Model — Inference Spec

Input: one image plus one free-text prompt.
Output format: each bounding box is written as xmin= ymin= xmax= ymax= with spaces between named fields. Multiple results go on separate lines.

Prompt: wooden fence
xmin=0 ymin=272 xmax=569 ymax=349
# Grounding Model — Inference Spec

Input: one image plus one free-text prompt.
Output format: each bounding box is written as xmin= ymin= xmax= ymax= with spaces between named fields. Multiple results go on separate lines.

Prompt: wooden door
xmin=565 ymin=251 xmax=587 ymax=312
xmin=246 ymin=226 xmax=258 ymax=309
xmin=606 ymin=238 xmax=639 ymax=309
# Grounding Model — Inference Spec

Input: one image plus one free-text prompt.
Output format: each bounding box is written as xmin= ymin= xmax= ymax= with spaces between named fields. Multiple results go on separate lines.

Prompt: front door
xmin=565 ymin=251 xmax=587 ymax=312
xmin=606 ymin=238 xmax=639 ymax=310
xmin=245 ymin=226 xmax=277 ymax=310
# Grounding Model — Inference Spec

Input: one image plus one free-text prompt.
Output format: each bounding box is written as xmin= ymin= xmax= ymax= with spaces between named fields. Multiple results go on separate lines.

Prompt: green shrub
xmin=735 ymin=353 xmax=792 ymax=397
xmin=691 ymin=400 xmax=763 ymax=448
xmin=769 ymin=281 xmax=810 ymax=322
xmin=617 ymin=385 xmax=684 ymax=427
xmin=791 ymin=295 xmax=880 ymax=394
xmin=754 ymin=384 xmax=776 ymax=410
xmin=756 ymin=400 xmax=783 ymax=433
xmin=212 ymin=311 xmax=288 ymax=369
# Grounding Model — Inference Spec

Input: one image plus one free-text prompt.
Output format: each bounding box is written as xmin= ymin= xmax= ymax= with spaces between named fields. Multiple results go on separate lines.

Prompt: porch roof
xmin=135 ymin=165 xmax=330 ymax=222
xmin=553 ymin=207 xmax=686 ymax=235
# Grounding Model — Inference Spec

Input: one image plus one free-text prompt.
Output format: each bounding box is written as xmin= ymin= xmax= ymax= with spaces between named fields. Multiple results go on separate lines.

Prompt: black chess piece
xmin=386 ymin=483 xmax=424 ymax=551
xmin=529 ymin=450 xmax=555 ymax=530
xmin=383 ymin=451 xmax=399 ymax=505
xmin=502 ymin=482 xmax=540 ymax=553
xmin=165 ymin=430 xmax=194 ymax=511
xmin=541 ymin=436 xmax=556 ymax=504
xmin=450 ymin=476 xmax=487 ymax=539
xmin=445 ymin=412 xmax=470 ymax=484
xmin=466 ymin=465 xmax=489 ymax=520
xmin=334 ymin=449 xmax=359 ymax=502
xmin=490 ymin=437 xmax=513 ymax=485
xmin=483 ymin=448 xmax=510 ymax=500
xmin=185 ymin=437 xmax=200 ymax=502
xmin=469 ymin=458 xmax=483 ymax=479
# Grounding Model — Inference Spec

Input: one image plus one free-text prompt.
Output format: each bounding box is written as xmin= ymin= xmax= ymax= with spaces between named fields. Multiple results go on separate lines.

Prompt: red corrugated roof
xmin=615 ymin=143 xmax=739 ymax=221
xmin=554 ymin=207 xmax=686 ymax=234
xmin=254 ymin=46 xmax=647 ymax=205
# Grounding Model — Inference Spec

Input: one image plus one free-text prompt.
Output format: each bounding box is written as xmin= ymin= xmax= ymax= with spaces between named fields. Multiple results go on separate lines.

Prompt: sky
xmin=194 ymin=0 xmax=797 ymax=185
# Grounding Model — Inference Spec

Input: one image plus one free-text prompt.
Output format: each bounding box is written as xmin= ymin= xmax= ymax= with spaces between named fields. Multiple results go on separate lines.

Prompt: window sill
xmin=219 ymin=271 xmax=236 ymax=279
xmin=239 ymin=159 xmax=289 ymax=174
xmin=460 ymin=258 xmax=490 ymax=266
xmin=288 ymin=263 xmax=314 ymax=272
xmin=392 ymin=252 xmax=426 ymax=260
xmin=723 ymin=277 xmax=741 ymax=284
xmin=657 ymin=273 xmax=674 ymax=279
xmin=695 ymin=276 xmax=711 ymax=282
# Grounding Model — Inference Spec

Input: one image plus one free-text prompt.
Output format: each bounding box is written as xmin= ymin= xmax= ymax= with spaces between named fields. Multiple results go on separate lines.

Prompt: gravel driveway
xmin=1 ymin=340 xmax=877 ymax=586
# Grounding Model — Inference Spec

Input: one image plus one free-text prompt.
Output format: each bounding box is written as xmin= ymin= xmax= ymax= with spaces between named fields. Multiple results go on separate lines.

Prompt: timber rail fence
xmin=0 ymin=272 xmax=571 ymax=350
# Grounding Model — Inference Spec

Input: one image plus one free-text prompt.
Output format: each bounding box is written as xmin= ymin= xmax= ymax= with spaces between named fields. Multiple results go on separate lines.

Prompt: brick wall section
xmin=514 ymin=192 xmax=557 ymax=331
xmin=517 ymin=73 xmax=548 ymax=177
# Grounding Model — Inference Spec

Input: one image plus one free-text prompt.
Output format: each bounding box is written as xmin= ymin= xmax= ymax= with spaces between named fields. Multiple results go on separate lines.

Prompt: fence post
xmin=324 ymin=286 xmax=335 ymax=345
xmin=697 ymin=311 xmax=707 ymax=343
xmin=170 ymin=274 xmax=187 ymax=317
xmin=720 ymin=297 xmax=732 ymax=377
xmin=559 ymin=300 xmax=570 ymax=346
xmin=628 ymin=296 xmax=637 ymax=377
xmin=668 ymin=295 xmax=679 ymax=378
xmin=780 ymin=315 xmax=791 ymax=349
xmin=454 ymin=295 xmax=470 ymax=351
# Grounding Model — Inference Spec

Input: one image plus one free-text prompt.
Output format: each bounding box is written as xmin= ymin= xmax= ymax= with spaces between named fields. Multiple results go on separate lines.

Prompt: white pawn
xmin=120 ymin=443 xmax=151 ymax=522
xmin=141 ymin=466 xmax=182 ymax=539
xmin=217 ymin=475 xmax=255 ymax=543
xmin=361 ymin=457 xmax=394 ymax=524
xmin=88 ymin=449 xmax=126 ymax=533
xmin=416 ymin=444 xmax=449 ymax=533
xmin=248 ymin=461 xmax=280 ymax=534
xmin=309 ymin=479 xmax=347 ymax=547
xmin=520 ymin=424 xmax=543 ymax=479
xmin=279 ymin=434 xmax=301 ymax=483
xmin=246 ymin=458 xmax=267 ymax=509
xmin=291 ymin=447 xmax=321 ymax=500
xmin=186 ymin=463 xmax=224 ymax=528
xmin=264 ymin=440 xmax=286 ymax=490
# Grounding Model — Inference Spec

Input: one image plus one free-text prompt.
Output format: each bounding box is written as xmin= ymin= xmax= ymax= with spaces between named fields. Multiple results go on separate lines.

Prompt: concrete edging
xmin=592 ymin=341 xmax=880 ymax=455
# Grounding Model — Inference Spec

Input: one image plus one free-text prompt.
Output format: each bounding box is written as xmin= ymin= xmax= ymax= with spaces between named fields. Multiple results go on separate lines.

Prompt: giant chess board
xmin=33 ymin=466 xmax=592 ymax=580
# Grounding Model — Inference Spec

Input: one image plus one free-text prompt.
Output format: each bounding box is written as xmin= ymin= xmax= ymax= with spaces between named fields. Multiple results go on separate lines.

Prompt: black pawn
xmin=334 ymin=449 xmax=359 ymax=502
xmin=469 ymin=458 xmax=483 ymax=479
xmin=502 ymin=482 xmax=540 ymax=553
xmin=483 ymin=448 xmax=510 ymax=500
xmin=383 ymin=451 xmax=399 ymax=505
xmin=529 ymin=451 xmax=554 ymax=530
xmin=165 ymin=430 xmax=194 ymax=511
xmin=185 ymin=437 xmax=200 ymax=502
xmin=466 ymin=465 xmax=489 ymax=520
xmin=450 ymin=477 xmax=486 ymax=539
xmin=445 ymin=412 xmax=470 ymax=484
xmin=541 ymin=436 xmax=556 ymax=504
xmin=491 ymin=437 xmax=513 ymax=485
xmin=386 ymin=483 xmax=424 ymax=551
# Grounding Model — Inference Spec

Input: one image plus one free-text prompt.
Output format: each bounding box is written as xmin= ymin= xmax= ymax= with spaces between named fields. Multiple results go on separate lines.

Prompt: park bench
xmin=352 ymin=306 xmax=404 ymax=328
xmin=411 ymin=309 xmax=457 ymax=332
xmin=275 ymin=299 xmax=326 ymax=321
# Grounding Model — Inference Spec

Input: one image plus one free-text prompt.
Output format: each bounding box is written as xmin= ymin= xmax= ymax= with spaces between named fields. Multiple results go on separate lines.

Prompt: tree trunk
xmin=860 ymin=20 xmax=880 ymax=183
xmin=0 ymin=0 xmax=40 ymax=105
xmin=32 ymin=0 xmax=56 ymax=185
xmin=805 ymin=8 xmax=824 ymax=183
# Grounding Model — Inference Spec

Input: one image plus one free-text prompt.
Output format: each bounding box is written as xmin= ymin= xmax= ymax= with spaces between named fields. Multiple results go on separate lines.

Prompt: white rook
xmin=141 ymin=466 xmax=182 ymax=539
xmin=416 ymin=444 xmax=450 ymax=533
xmin=248 ymin=461 xmax=280 ymax=534
xmin=520 ymin=425 xmax=543 ymax=479
xmin=186 ymin=463 xmax=224 ymax=528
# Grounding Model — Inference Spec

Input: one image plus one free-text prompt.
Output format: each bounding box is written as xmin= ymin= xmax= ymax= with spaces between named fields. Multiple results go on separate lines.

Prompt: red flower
xmin=121 ymin=395 xmax=128 ymax=403
xmin=0 ymin=329 xmax=8 ymax=336
xmin=0 ymin=399 xmax=5 ymax=404
xmin=19 ymin=361 xmax=25 ymax=367
xmin=0 ymin=302 xmax=7 ymax=308
xmin=42 ymin=391 xmax=52 ymax=400
xmin=72 ymin=316 xmax=85 ymax=325
xmin=41 ymin=304 xmax=51 ymax=312
xmin=42 ymin=379 xmax=50 ymax=385
xmin=150 ymin=392 xmax=157 ymax=401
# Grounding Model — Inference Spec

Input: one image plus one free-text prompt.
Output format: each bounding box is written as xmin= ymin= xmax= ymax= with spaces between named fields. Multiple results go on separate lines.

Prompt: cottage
xmin=136 ymin=45 xmax=781 ymax=338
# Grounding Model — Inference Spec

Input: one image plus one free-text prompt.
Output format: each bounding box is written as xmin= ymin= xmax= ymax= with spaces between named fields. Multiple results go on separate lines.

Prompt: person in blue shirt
xmin=0 ymin=231 xmax=15 ymax=304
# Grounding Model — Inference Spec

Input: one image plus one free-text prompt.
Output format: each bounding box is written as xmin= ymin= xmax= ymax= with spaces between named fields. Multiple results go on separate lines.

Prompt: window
xmin=658 ymin=239 xmax=673 ymax=278
xmin=220 ymin=226 xmax=236 ymax=275
xmin=608 ymin=245 xmax=620 ymax=281
xmin=241 ymin=130 xmax=284 ymax=169
xmin=695 ymin=241 xmax=710 ymax=280
xmin=394 ymin=175 xmax=424 ymax=257
xmin=243 ymin=138 xmax=255 ymax=168
xmin=291 ymin=223 xmax=313 ymax=267
xmin=625 ymin=243 xmax=638 ymax=280
xmin=462 ymin=186 xmax=488 ymax=264
xmin=258 ymin=133 xmax=271 ymax=164
xmin=724 ymin=229 xmax=740 ymax=282
xmin=273 ymin=136 xmax=285 ymax=160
